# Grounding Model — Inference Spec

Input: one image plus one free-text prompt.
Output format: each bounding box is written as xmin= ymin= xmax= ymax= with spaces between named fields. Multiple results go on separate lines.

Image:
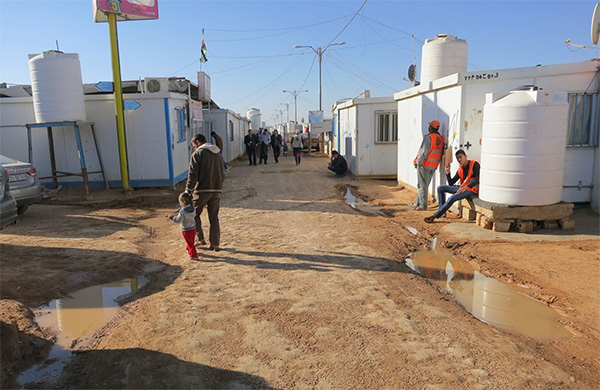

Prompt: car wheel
xmin=17 ymin=205 xmax=28 ymax=215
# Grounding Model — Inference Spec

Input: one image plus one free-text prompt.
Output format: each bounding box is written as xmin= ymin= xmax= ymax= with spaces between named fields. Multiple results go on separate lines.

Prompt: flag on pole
xmin=200 ymin=29 xmax=208 ymax=63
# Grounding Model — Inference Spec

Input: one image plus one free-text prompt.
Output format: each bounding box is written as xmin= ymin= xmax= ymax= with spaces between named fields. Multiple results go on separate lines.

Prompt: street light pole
xmin=295 ymin=42 xmax=345 ymax=156
xmin=282 ymin=89 xmax=308 ymax=124
xmin=295 ymin=42 xmax=345 ymax=112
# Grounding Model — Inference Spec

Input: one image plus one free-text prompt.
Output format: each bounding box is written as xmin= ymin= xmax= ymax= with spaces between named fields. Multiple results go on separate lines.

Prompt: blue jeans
xmin=434 ymin=185 xmax=474 ymax=218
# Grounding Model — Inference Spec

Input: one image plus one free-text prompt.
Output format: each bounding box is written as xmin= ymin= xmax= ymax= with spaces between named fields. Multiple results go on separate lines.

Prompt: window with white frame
xmin=375 ymin=111 xmax=398 ymax=143
xmin=229 ymin=120 xmax=234 ymax=141
xmin=567 ymin=92 xmax=599 ymax=147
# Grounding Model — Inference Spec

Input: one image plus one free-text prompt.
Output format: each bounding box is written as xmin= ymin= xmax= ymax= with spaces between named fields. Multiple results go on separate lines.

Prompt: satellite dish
xmin=592 ymin=2 xmax=600 ymax=45
xmin=566 ymin=2 xmax=600 ymax=48
xmin=408 ymin=64 xmax=416 ymax=82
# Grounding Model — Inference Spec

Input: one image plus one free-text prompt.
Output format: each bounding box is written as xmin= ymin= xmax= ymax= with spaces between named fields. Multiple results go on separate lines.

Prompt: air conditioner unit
xmin=144 ymin=77 xmax=169 ymax=93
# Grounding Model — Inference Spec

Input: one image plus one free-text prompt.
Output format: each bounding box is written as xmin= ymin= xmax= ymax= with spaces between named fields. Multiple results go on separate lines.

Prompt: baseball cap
xmin=429 ymin=120 xmax=440 ymax=129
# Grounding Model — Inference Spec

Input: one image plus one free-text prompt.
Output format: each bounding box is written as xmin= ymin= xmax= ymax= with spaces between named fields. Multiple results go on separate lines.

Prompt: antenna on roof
xmin=56 ymin=40 xmax=60 ymax=51
xmin=565 ymin=2 xmax=600 ymax=48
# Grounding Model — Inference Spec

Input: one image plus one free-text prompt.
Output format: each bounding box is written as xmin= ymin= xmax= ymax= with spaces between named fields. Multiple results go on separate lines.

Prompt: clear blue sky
xmin=1 ymin=0 xmax=598 ymax=126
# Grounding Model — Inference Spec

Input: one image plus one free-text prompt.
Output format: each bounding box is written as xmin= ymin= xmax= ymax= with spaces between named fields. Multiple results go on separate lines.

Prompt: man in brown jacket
xmin=185 ymin=134 xmax=225 ymax=251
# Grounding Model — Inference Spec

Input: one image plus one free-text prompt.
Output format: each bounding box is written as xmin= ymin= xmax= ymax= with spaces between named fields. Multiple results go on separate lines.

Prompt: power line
xmin=219 ymin=55 xmax=308 ymax=107
xmin=328 ymin=50 xmax=400 ymax=90
xmin=359 ymin=14 xmax=415 ymax=40
xmin=298 ymin=53 xmax=317 ymax=91
xmin=326 ymin=0 xmax=369 ymax=46
xmin=207 ymin=14 xmax=353 ymax=33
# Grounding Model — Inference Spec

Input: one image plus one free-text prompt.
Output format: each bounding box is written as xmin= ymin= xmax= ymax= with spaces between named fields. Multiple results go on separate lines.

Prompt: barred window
xmin=567 ymin=93 xmax=599 ymax=147
xmin=375 ymin=111 xmax=398 ymax=143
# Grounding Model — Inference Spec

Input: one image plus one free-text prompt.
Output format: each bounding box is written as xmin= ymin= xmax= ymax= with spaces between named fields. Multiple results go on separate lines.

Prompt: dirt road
xmin=1 ymin=153 xmax=598 ymax=389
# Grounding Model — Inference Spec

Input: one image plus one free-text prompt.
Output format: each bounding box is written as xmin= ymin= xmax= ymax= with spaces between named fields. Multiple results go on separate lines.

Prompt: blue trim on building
xmin=43 ymin=179 xmax=175 ymax=189
xmin=337 ymin=109 xmax=341 ymax=152
xmin=164 ymin=98 xmax=174 ymax=187
xmin=174 ymin=170 xmax=188 ymax=185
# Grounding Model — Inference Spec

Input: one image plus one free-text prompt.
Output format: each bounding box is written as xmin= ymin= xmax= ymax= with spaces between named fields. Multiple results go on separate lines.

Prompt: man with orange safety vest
xmin=412 ymin=120 xmax=444 ymax=210
xmin=424 ymin=149 xmax=480 ymax=223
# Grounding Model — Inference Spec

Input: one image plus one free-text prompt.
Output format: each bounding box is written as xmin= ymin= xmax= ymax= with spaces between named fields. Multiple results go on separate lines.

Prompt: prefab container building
xmin=394 ymin=59 xmax=600 ymax=210
xmin=202 ymin=108 xmax=250 ymax=164
xmin=332 ymin=96 xmax=398 ymax=178
xmin=0 ymin=91 xmax=195 ymax=188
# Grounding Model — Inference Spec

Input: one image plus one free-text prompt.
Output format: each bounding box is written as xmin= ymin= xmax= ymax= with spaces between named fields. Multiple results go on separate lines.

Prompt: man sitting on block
xmin=424 ymin=149 xmax=479 ymax=223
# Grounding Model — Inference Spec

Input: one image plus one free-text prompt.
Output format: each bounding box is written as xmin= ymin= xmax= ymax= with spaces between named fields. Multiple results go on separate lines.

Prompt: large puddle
xmin=18 ymin=277 xmax=148 ymax=388
xmin=405 ymin=249 xmax=570 ymax=341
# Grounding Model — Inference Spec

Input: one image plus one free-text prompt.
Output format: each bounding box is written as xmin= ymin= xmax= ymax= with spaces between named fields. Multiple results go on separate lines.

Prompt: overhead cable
xmin=326 ymin=0 xmax=369 ymax=46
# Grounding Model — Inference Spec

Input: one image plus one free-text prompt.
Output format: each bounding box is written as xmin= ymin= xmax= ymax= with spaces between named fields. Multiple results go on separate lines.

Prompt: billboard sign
xmin=94 ymin=0 xmax=159 ymax=22
xmin=309 ymin=120 xmax=332 ymax=135
xmin=308 ymin=110 xmax=323 ymax=123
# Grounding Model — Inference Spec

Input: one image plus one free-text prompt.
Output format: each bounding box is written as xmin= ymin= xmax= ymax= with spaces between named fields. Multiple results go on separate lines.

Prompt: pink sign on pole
xmin=94 ymin=0 xmax=158 ymax=22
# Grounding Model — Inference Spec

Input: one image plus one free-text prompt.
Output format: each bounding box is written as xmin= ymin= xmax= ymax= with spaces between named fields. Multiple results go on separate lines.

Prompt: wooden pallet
xmin=459 ymin=198 xmax=575 ymax=232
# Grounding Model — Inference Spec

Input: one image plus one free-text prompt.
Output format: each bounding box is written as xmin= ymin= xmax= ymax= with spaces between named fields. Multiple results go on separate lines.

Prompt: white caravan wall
xmin=0 ymin=93 xmax=192 ymax=187
xmin=397 ymin=86 xmax=463 ymax=198
xmin=337 ymin=106 xmax=358 ymax=173
xmin=355 ymin=102 xmax=397 ymax=177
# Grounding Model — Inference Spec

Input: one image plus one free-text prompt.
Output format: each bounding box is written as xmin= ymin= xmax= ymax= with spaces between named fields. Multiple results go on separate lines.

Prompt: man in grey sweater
xmin=185 ymin=134 xmax=225 ymax=251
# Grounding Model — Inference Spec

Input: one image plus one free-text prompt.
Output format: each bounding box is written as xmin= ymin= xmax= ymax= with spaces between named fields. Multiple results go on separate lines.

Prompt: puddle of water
xmin=18 ymin=277 xmax=148 ymax=388
xmin=405 ymin=249 xmax=570 ymax=341
xmin=344 ymin=188 xmax=383 ymax=216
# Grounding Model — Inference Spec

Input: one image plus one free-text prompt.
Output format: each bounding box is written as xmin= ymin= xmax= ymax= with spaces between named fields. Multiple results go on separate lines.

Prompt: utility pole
xmin=294 ymin=42 xmax=345 ymax=156
xmin=282 ymin=89 xmax=308 ymax=129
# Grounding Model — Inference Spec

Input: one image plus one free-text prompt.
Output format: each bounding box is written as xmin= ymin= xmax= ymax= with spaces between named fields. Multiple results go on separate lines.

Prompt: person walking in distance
xmin=244 ymin=129 xmax=256 ymax=166
xmin=258 ymin=128 xmax=271 ymax=164
xmin=186 ymin=134 xmax=225 ymax=251
xmin=168 ymin=192 xmax=198 ymax=260
xmin=211 ymin=131 xmax=228 ymax=172
xmin=291 ymin=130 xmax=303 ymax=166
xmin=424 ymin=149 xmax=480 ymax=223
xmin=412 ymin=120 xmax=444 ymax=211
xmin=271 ymin=129 xmax=282 ymax=163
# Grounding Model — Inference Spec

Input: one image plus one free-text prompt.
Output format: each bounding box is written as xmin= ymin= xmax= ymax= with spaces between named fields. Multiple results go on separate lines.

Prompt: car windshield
xmin=0 ymin=155 xmax=18 ymax=165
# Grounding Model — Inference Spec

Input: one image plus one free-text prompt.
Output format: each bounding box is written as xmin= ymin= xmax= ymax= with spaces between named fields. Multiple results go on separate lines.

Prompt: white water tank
xmin=246 ymin=108 xmax=261 ymax=130
xmin=420 ymin=34 xmax=468 ymax=85
xmin=28 ymin=51 xmax=86 ymax=123
xmin=479 ymin=88 xmax=569 ymax=206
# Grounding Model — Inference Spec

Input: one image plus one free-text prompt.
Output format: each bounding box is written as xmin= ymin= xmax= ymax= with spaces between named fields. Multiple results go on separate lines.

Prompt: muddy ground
xmin=1 ymin=153 xmax=598 ymax=389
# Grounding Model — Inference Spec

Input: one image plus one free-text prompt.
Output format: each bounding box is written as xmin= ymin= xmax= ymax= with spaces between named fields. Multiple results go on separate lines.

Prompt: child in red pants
xmin=168 ymin=192 xmax=198 ymax=260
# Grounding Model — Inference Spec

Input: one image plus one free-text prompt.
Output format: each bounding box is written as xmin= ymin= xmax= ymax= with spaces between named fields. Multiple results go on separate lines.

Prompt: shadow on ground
xmin=56 ymin=348 xmax=280 ymax=389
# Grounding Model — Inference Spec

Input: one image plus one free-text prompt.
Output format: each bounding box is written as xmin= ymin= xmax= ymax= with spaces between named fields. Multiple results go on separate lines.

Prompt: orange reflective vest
xmin=458 ymin=160 xmax=479 ymax=194
xmin=417 ymin=132 xmax=444 ymax=169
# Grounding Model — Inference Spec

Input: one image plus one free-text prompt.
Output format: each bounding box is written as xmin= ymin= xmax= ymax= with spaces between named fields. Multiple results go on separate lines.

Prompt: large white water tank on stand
xmin=420 ymin=34 xmax=468 ymax=85
xmin=28 ymin=51 xmax=87 ymax=123
xmin=479 ymin=88 xmax=569 ymax=206
xmin=246 ymin=108 xmax=261 ymax=130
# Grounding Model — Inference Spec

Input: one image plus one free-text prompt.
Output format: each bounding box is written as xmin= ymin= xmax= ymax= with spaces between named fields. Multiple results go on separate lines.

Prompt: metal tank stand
xmin=25 ymin=121 xmax=109 ymax=197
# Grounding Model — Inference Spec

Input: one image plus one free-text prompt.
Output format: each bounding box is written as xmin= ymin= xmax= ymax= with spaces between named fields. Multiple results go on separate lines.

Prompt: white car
xmin=0 ymin=155 xmax=42 ymax=215
xmin=0 ymin=167 xmax=17 ymax=229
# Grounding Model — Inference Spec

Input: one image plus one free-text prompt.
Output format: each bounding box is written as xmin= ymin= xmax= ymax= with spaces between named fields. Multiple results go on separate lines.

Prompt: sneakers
xmin=423 ymin=215 xmax=436 ymax=223
xmin=413 ymin=206 xmax=427 ymax=211
xmin=189 ymin=256 xmax=199 ymax=260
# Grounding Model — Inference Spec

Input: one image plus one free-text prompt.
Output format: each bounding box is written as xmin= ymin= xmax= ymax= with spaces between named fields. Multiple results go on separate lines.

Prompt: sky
xmin=1 ymin=0 xmax=599 ymax=127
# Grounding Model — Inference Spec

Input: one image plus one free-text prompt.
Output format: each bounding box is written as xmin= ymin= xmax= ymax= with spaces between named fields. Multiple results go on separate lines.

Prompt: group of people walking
xmin=169 ymin=119 xmax=479 ymax=261
xmin=244 ymin=128 xmax=287 ymax=165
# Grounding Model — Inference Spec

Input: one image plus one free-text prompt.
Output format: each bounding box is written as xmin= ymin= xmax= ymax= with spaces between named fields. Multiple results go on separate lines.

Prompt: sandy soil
xmin=1 ymin=153 xmax=598 ymax=389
